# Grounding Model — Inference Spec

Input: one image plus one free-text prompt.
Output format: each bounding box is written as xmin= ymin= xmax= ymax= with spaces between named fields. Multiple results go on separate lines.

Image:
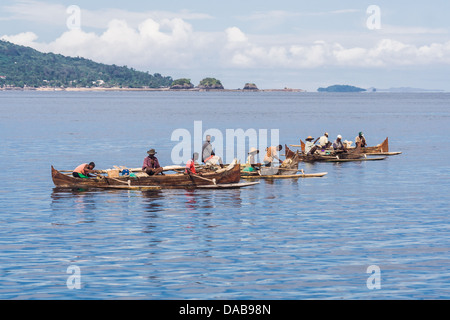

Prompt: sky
xmin=1 ymin=0 xmax=450 ymax=91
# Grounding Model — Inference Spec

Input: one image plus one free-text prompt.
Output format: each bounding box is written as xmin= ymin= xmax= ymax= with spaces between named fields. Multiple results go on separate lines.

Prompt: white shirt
xmin=305 ymin=141 xmax=314 ymax=153
xmin=247 ymin=154 xmax=257 ymax=165
xmin=318 ymin=135 xmax=328 ymax=147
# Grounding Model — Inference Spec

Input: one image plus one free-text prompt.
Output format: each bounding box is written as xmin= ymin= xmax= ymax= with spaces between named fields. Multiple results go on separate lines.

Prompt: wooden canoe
xmin=293 ymin=137 xmax=401 ymax=156
xmin=241 ymin=172 xmax=328 ymax=179
xmin=51 ymin=163 xmax=241 ymax=189
xmin=324 ymin=156 xmax=386 ymax=162
xmin=196 ymin=182 xmax=260 ymax=189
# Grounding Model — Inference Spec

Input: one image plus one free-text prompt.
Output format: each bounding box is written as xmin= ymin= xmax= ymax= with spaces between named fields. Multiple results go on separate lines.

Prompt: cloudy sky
xmin=1 ymin=0 xmax=450 ymax=91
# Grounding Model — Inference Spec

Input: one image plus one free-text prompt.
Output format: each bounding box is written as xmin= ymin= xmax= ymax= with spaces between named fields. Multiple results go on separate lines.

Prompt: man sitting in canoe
xmin=73 ymin=162 xmax=98 ymax=178
xmin=305 ymin=136 xmax=319 ymax=155
xmin=355 ymin=132 xmax=367 ymax=147
xmin=318 ymin=132 xmax=331 ymax=150
xmin=186 ymin=153 xmax=202 ymax=175
xmin=143 ymin=149 xmax=164 ymax=175
xmin=263 ymin=145 xmax=283 ymax=167
xmin=204 ymin=150 xmax=224 ymax=168
xmin=333 ymin=135 xmax=347 ymax=152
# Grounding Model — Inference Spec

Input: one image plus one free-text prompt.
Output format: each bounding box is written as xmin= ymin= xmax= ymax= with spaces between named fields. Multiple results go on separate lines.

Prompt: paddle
xmin=187 ymin=172 xmax=217 ymax=185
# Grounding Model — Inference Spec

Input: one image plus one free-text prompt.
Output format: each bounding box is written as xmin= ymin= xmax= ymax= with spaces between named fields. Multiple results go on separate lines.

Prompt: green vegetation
xmin=0 ymin=40 xmax=173 ymax=88
xmin=317 ymin=85 xmax=366 ymax=92
xmin=170 ymin=78 xmax=194 ymax=89
xmin=243 ymin=83 xmax=258 ymax=90
xmin=198 ymin=77 xmax=224 ymax=89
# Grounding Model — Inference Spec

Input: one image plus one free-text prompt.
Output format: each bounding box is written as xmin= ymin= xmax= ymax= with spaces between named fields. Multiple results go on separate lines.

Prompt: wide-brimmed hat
xmin=147 ymin=149 xmax=157 ymax=155
xmin=306 ymin=136 xmax=314 ymax=141
xmin=248 ymin=147 xmax=259 ymax=154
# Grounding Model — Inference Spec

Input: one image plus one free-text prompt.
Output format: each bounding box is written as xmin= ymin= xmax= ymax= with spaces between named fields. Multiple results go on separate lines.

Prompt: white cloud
xmin=1 ymin=0 xmax=213 ymax=29
xmin=1 ymin=31 xmax=39 ymax=46
xmin=221 ymin=28 xmax=450 ymax=69
xmin=2 ymin=18 xmax=450 ymax=72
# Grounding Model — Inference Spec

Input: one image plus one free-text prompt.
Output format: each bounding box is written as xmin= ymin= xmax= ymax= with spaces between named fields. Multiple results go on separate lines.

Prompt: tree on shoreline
xmin=0 ymin=40 xmax=173 ymax=89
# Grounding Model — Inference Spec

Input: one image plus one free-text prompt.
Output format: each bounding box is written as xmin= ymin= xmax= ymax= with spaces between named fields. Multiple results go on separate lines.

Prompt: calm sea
xmin=0 ymin=91 xmax=449 ymax=299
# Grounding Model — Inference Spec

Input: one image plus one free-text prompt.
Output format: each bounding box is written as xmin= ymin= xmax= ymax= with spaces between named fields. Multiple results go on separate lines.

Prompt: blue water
xmin=0 ymin=91 xmax=449 ymax=299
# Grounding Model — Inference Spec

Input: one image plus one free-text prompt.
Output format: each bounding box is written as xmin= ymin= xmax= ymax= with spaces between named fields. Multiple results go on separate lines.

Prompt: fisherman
xmin=247 ymin=147 xmax=260 ymax=166
xmin=73 ymin=162 xmax=97 ymax=178
xmin=264 ymin=145 xmax=283 ymax=167
xmin=304 ymin=136 xmax=317 ymax=154
xmin=355 ymin=132 xmax=367 ymax=148
xmin=318 ymin=132 xmax=331 ymax=149
xmin=202 ymin=135 xmax=213 ymax=163
xmin=186 ymin=152 xmax=202 ymax=175
xmin=333 ymin=135 xmax=347 ymax=152
xmin=142 ymin=149 xmax=164 ymax=175
xmin=243 ymin=147 xmax=261 ymax=173
xmin=204 ymin=150 xmax=224 ymax=168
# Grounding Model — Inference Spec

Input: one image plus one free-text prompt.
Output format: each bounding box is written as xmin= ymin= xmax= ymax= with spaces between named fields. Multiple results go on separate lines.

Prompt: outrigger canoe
xmin=292 ymin=137 xmax=401 ymax=156
xmin=51 ymin=162 xmax=258 ymax=190
xmin=242 ymin=171 xmax=328 ymax=179
xmin=324 ymin=156 xmax=387 ymax=162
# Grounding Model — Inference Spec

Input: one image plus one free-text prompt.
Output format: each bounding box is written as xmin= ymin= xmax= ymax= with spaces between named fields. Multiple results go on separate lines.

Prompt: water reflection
xmin=141 ymin=190 xmax=163 ymax=213
xmin=51 ymin=188 xmax=98 ymax=224
xmin=183 ymin=189 xmax=243 ymax=212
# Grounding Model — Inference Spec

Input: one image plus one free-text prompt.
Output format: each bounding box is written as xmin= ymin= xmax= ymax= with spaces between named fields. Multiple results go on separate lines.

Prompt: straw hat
xmin=248 ymin=147 xmax=259 ymax=154
xmin=147 ymin=149 xmax=157 ymax=155
xmin=306 ymin=136 xmax=314 ymax=141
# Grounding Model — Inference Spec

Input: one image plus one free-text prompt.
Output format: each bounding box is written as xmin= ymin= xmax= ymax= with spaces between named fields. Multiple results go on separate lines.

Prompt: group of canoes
xmin=52 ymin=133 xmax=400 ymax=190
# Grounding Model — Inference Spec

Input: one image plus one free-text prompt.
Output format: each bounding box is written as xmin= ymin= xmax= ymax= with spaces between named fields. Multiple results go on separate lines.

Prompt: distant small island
xmin=317 ymin=85 xmax=366 ymax=93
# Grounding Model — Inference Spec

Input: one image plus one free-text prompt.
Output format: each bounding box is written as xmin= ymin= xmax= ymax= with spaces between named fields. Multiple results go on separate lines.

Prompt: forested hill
xmin=0 ymin=40 xmax=173 ymax=88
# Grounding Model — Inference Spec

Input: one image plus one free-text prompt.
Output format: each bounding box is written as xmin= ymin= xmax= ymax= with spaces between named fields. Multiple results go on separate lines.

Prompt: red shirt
xmin=185 ymin=159 xmax=196 ymax=174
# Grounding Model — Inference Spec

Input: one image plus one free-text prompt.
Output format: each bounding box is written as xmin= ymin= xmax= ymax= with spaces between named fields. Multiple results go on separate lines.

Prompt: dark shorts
xmin=73 ymin=172 xmax=89 ymax=178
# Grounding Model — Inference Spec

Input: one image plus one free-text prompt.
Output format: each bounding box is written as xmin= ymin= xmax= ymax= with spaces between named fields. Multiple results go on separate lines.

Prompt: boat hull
xmin=52 ymin=165 xmax=241 ymax=189
xmin=242 ymin=172 xmax=328 ymax=179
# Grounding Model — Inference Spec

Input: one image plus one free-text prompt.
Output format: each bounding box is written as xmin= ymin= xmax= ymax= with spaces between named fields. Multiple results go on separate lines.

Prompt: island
xmin=198 ymin=78 xmax=224 ymax=90
xmin=170 ymin=78 xmax=194 ymax=90
xmin=243 ymin=83 xmax=259 ymax=90
xmin=0 ymin=40 xmax=172 ymax=89
xmin=0 ymin=40 xmax=307 ymax=92
xmin=317 ymin=85 xmax=366 ymax=93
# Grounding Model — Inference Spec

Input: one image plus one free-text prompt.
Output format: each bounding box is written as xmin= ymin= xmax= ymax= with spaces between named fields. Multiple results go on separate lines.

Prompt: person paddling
xmin=73 ymin=162 xmax=97 ymax=178
xmin=186 ymin=152 xmax=202 ymax=175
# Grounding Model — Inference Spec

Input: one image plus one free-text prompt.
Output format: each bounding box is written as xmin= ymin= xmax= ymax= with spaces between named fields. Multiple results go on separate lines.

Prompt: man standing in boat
xmin=143 ymin=149 xmax=164 ymax=175
xmin=73 ymin=162 xmax=98 ymax=178
xmin=202 ymin=135 xmax=213 ymax=163
xmin=355 ymin=132 xmax=367 ymax=147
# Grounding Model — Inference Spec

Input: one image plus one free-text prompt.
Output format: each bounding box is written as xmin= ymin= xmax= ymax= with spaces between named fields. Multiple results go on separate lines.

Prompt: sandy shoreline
xmin=1 ymin=87 xmax=306 ymax=92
